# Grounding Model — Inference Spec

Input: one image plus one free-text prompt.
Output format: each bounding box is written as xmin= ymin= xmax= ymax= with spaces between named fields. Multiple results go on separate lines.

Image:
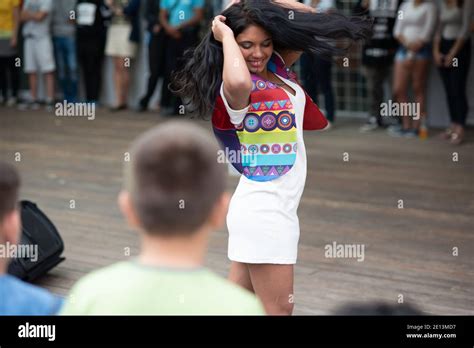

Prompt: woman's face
xmin=235 ymin=25 xmax=273 ymax=74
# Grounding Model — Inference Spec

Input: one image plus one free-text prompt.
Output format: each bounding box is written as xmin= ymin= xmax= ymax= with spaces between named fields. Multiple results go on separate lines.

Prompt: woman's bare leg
xmin=28 ymin=73 xmax=37 ymax=101
xmin=248 ymin=264 xmax=294 ymax=315
xmin=412 ymin=59 xmax=430 ymax=130
xmin=121 ymin=59 xmax=130 ymax=106
xmin=393 ymin=60 xmax=413 ymax=129
xmin=113 ymin=57 xmax=122 ymax=107
xmin=228 ymin=261 xmax=254 ymax=293
xmin=45 ymin=72 xmax=55 ymax=101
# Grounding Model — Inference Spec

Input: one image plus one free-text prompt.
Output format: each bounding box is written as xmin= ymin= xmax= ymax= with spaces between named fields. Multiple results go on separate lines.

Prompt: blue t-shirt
xmin=161 ymin=0 xmax=204 ymax=27
xmin=0 ymin=274 xmax=64 ymax=315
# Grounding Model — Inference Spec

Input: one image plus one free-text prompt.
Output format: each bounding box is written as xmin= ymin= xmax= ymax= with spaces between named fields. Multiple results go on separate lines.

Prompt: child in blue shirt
xmin=0 ymin=161 xmax=63 ymax=315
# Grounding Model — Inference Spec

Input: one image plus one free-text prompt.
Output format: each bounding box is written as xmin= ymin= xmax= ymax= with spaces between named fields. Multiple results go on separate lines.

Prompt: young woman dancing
xmin=172 ymin=0 xmax=370 ymax=315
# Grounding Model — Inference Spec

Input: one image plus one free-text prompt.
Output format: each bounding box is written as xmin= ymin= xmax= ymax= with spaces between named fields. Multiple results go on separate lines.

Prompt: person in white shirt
xmin=433 ymin=0 xmax=473 ymax=145
xmin=390 ymin=0 xmax=437 ymax=138
xmin=20 ymin=0 xmax=56 ymax=111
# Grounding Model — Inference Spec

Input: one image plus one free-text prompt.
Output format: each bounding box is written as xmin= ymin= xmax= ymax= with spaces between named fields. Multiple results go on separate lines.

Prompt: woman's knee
xmin=412 ymin=82 xmax=426 ymax=99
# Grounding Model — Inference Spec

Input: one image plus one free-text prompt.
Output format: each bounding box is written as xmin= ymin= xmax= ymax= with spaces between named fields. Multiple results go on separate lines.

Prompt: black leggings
xmin=438 ymin=38 xmax=471 ymax=126
xmin=161 ymin=30 xmax=198 ymax=110
xmin=77 ymin=37 xmax=105 ymax=102
xmin=0 ymin=55 xmax=19 ymax=100
xmin=301 ymin=53 xmax=335 ymax=122
xmin=141 ymin=30 xmax=166 ymax=105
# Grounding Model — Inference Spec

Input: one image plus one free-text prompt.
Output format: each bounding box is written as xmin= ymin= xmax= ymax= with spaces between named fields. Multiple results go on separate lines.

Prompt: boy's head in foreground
xmin=118 ymin=121 xmax=229 ymax=264
xmin=0 ymin=161 xmax=21 ymax=273
xmin=61 ymin=122 xmax=265 ymax=315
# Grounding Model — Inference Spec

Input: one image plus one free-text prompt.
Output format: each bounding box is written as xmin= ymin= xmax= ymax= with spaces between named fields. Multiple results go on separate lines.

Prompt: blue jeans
xmin=53 ymin=36 xmax=78 ymax=102
xmin=395 ymin=44 xmax=432 ymax=61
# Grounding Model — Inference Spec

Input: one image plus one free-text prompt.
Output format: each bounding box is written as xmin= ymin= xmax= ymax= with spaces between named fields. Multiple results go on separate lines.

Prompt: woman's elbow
xmin=226 ymin=80 xmax=253 ymax=95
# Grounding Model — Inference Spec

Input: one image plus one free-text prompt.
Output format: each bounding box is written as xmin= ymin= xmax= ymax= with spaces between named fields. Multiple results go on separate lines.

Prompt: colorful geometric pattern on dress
xmin=235 ymin=75 xmax=297 ymax=182
xmin=211 ymin=53 xmax=328 ymax=182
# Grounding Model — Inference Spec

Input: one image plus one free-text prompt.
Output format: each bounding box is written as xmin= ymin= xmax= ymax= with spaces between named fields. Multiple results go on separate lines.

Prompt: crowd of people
xmin=355 ymin=0 xmax=472 ymax=145
xmin=0 ymin=0 xmax=211 ymax=114
xmin=0 ymin=0 xmax=472 ymax=127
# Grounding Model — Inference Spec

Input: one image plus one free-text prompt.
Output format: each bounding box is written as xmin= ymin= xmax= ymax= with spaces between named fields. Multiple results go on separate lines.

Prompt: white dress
xmin=220 ymin=76 xmax=307 ymax=264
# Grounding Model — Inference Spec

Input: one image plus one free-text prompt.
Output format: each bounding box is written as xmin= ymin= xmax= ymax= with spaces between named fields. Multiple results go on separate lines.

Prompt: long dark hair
xmin=171 ymin=0 xmax=372 ymax=118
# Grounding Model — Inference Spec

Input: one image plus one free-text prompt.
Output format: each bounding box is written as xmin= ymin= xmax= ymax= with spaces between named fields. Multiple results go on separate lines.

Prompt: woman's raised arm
xmin=212 ymin=15 xmax=252 ymax=110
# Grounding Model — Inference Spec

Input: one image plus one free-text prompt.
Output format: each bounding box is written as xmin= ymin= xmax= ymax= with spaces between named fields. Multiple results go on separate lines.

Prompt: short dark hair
xmin=126 ymin=121 xmax=226 ymax=236
xmin=0 ymin=161 xmax=20 ymax=222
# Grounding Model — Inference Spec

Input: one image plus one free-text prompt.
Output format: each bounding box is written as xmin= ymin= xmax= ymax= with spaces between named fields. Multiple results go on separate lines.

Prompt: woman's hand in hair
xmin=212 ymin=15 xmax=233 ymax=42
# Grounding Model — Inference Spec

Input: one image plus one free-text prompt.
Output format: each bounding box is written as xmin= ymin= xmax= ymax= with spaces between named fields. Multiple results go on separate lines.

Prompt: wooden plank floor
xmin=1 ymin=106 xmax=473 ymax=315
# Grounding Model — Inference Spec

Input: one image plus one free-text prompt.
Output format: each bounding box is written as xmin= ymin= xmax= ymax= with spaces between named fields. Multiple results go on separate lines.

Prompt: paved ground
xmin=1 ymin=106 xmax=473 ymax=314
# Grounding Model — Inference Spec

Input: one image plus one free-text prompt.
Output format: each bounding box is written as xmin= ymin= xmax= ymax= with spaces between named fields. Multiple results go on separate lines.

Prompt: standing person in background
xmin=356 ymin=0 xmax=401 ymax=132
xmin=433 ymin=0 xmax=472 ymax=145
xmin=159 ymin=0 xmax=204 ymax=116
xmin=0 ymin=0 xmax=20 ymax=107
xmin=52 ymin=0 xmax=78 ymax=102
xmin=76 ymin=0 xmax=111 ymax=104
xmin=390 ymin=0 xmax=437 ymax=138
xmin=105 ymin=0 xmax=141 ymax=111
xmin=138 ymin=0 xmax=166 ymax=112
xmin=20 ymin=0 xmax=56 ymax=111
xmin=301 ymin=0 xmax=336 ymax=125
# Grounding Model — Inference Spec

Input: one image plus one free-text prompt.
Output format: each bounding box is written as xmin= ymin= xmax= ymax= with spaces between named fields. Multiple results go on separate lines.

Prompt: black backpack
xmin=7 ymin=201 xmax=65 ymax=282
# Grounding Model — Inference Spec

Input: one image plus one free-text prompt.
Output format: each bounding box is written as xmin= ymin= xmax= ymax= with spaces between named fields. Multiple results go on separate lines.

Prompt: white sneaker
xmin=387 ymin=124 xmax=403 ymax=137
xmin=6 ymin=97 xmax=17 ymax=107
xmin=359 ymin=117 xmax=380 ymax=132
xmin=323 ymin=120 xmax=332 ymax=131
xmin=18 ymin=100 xmax=40 ymax=111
